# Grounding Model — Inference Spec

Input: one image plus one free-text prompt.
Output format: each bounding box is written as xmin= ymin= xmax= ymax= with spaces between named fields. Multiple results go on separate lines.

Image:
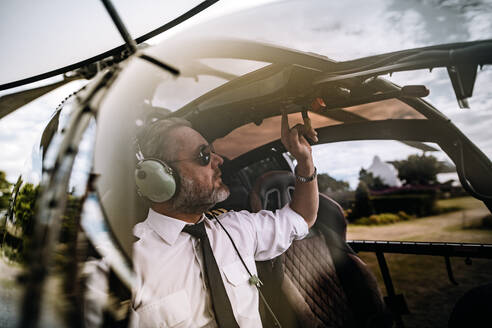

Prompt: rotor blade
xmin=0 ymin=76 xmax=80 ymax=119
xmin=0 ymin=1 xmax=220 ymax=91
xmin=40 ymin=109 xmax=61 ymax=161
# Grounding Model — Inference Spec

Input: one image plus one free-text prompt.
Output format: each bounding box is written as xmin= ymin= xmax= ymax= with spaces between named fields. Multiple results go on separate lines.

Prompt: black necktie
xmin=183 ymin=222 xmax=240 ymax=328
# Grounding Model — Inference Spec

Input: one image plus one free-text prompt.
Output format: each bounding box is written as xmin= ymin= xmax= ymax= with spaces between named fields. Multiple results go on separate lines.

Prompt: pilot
xmin=131 ymin=112 xmax=319 ymax=327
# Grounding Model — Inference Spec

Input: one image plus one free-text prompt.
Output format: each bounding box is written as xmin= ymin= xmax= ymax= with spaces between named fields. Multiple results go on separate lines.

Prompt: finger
xmin=298 ymin=134 xmax=312 ymax=150
xmin=305 ymin=127 xmax=318 ymax=143
xmin=290 ymin=129 xmax=312 ymax=154
xmin=291 ymin=124 xmax=304 ymax=136
xmin=302 ymin=114 xmax=318 ymax=143
xmin=302 ymin=114 xmax=312 ymax=131
xmin=291 ymin=123 xmax=318 ymax=143
xmin=281 ymin=110 xmax=290 ymax=146
xmin=289 ymin=124 xmax=303 ymax=146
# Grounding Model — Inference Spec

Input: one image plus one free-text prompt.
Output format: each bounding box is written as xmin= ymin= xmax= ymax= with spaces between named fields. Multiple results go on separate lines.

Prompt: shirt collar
xmin=145 ymin=208 xmax=206 ymax=245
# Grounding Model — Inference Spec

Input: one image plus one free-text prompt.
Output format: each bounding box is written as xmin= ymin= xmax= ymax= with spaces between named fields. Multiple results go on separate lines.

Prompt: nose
xmin=211 ymin=152 xmax=223 ymax=168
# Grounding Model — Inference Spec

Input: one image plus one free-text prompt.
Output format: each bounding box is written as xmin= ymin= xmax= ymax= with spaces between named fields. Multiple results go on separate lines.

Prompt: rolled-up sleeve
xmin=231 ymin=204 xmax=309 ymax=261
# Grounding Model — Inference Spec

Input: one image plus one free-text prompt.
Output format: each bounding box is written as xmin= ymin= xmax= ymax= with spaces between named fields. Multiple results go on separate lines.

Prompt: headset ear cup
xmin=135 ymin=159 xmax=176 ymax=203
xmin=169 ymin=163 xmax=180 ymax=195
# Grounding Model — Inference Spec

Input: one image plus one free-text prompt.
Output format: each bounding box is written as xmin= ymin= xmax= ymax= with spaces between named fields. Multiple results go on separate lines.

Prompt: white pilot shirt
xmin=131 ymin=204 xmax=309 ymax=328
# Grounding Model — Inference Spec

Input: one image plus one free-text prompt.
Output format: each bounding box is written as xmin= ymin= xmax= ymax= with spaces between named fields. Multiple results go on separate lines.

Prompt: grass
xmin=359 ymin=253 xmax=492 ymax=328
xmin=461 ymin=214 xmax=492 ymax=230
xmin=353 ymin=212 xmax=414 ymax=226
xmin=435 ymin=196 xmax=481 ymax=211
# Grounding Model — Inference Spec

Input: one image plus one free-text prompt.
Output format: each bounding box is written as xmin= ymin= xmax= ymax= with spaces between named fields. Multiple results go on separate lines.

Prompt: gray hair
xmin=137 ymin=118 xmax=192 ymax=162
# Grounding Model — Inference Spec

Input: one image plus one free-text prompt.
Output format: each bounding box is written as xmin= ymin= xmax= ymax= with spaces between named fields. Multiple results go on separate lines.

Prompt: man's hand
xmin=280 ymin=110 xmax=319 ymax=228
xmin=281 ymin=110 xmax=318 ymax=178
xmin=280 ymin=111 xmax=318 ymax=162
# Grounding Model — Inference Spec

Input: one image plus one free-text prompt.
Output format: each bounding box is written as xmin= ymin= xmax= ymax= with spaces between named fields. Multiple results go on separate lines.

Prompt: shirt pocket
xmin=222 ymin=258 xmax=258 ymax=319
xmin=137 ymin=289 xmax=192 ymax=328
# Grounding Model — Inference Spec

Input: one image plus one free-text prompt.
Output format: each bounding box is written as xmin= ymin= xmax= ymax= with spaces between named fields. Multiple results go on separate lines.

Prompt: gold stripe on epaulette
xmin=212 ymin=208 xmax=228 ymax=216
xmin=205 ymin=208 xmax=229 ymax=219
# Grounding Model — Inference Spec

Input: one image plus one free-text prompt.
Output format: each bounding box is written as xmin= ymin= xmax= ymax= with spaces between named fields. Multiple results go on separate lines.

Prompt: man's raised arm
xmin=280 ymin=111 xmax=319 ymax=228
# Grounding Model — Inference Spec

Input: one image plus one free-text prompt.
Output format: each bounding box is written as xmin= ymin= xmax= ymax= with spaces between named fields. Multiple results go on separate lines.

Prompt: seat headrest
xmin=250 ymin=170 xmax=295 ymax=212
xmin=249 ymin=170 xmax=347 ymax=237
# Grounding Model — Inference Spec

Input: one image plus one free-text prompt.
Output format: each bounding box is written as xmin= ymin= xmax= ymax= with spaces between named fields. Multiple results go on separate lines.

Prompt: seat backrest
xmin=249 ymin=170 xmax=389 ymax=328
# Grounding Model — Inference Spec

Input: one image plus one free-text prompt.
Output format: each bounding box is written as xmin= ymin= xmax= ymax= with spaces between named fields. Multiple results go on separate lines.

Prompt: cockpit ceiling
xmin=213 ymin=111 xmax=338 ymax=159
xmin=213 ymin=99 xmax=426 ymax=160
xmin=344 ymin=98 xmax=426 ymax=121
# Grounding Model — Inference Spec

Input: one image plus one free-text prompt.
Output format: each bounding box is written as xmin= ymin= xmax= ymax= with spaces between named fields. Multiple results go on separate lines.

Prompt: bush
xmin=353 ymin=211 xmax=415 ymax=225
xmin=352 ymin=181 xmax=374 ymax=219
xmin=353 ymin=217 xmax=371 ymax=225
xmin=371 ymin=193 xmax=436 ymax=217
xmin=432 ymin=205 xmax=463 ymax=215
xmin=481 ymin=215 xmax=492 ymax=229
xmin=348 ymin=184 xmax=437 ymax=221
xmin=372 ymin=213 xmax=400 ymax=224
xmin=2 ymin=243 xmax=24 ymax=263
xmin=397 ymin=210 xmax=414 ymax=221
xmin=354 ymin=213 xmax=400 ymax=225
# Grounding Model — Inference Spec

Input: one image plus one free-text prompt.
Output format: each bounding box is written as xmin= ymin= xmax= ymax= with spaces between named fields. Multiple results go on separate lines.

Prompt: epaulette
xmin=204 ymin=208 xmax=228 ymax=220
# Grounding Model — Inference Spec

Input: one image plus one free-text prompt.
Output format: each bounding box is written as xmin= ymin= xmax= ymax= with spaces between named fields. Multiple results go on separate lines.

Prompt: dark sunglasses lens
xmin=198 ymin=145 xmax=211 ymax=166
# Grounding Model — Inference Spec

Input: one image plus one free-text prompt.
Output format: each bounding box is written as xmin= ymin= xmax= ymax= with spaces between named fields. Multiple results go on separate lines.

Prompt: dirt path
xmin=0 ymin=255 xmax=23 ymax=328
xmin=347 ymin=198 xmax=492 ymax=243
xmin=0 ymin=253 xmax=64 ymax=327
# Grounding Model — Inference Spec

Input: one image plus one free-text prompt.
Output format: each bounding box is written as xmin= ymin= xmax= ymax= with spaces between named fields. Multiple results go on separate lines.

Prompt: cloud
xmin=0 ymin=80 xmax=87 ymax=182
xmin=313 ymin=140 xmax=440 ymax=188
xmin=1 ymin=0 xmax=491 ymax=191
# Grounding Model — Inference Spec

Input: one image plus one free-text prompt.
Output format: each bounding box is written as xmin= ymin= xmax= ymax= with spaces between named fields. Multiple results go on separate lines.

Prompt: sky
xmin=0 ymin=0 xmax=277 ymax=183
xmin=0 ymin=0 xmax=491 ymax=188
xmin=0 ymin=0 xmax=278 ymax=86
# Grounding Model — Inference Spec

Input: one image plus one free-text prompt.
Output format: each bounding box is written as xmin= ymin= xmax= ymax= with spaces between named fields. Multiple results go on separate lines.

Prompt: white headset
xmin=134 ymin=147 xmax=178 ymax=203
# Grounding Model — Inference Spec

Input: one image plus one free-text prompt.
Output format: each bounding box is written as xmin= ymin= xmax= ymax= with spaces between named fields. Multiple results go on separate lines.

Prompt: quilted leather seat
xmin=250 ymin=170 xmax=390 ymax=328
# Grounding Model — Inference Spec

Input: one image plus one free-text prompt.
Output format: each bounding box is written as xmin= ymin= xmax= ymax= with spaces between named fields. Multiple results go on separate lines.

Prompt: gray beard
xmin=171 ymin=175 xmax=230 ymax=214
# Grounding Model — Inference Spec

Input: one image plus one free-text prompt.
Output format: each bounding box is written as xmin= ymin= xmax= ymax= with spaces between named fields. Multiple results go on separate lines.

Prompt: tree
xmin=317 ymin=173 xmax=350 ymax=193
xmin=358 ymin=168 xmax=388 ymax=191
xmin=13 ymin=183 xmax=40 ymax=236
xmin=0 ymin=171 xmax=12 ymax=211
xmin=393 ymin=154 xmax=441 ymax=185
xmin=352 ymin=181 xmax=374 ymax=219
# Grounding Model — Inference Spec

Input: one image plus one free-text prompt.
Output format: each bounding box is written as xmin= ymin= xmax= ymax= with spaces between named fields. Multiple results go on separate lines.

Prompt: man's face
xmin=168 ymin=126 xmax=230 ymax=213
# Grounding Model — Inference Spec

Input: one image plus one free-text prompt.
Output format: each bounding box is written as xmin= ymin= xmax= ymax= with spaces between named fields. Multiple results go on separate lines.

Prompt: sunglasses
xmin=169 ymin=144 xmax=215 ymax=166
